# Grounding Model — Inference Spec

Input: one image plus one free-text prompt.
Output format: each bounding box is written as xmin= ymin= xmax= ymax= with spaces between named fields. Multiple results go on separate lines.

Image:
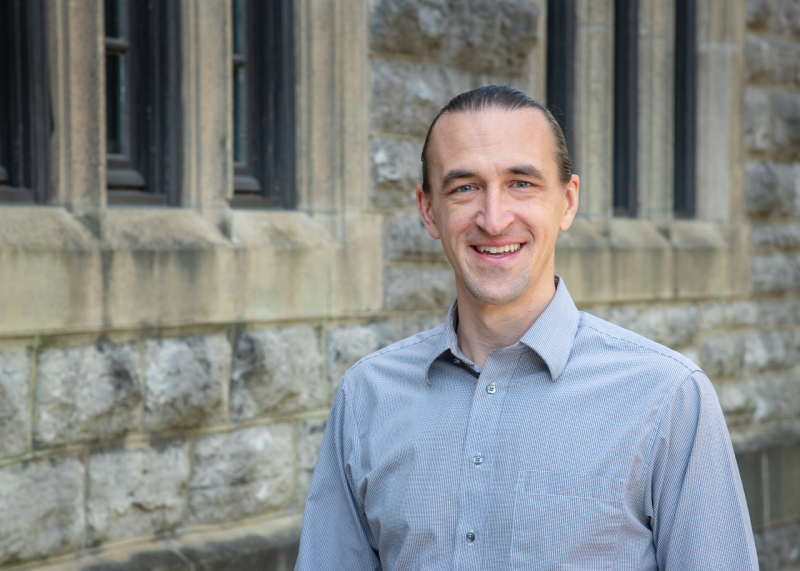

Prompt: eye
xmin=455 ymin=184 xmax=477 ymax=193
xmin=512 ymin=181 xmax=532 ymax=189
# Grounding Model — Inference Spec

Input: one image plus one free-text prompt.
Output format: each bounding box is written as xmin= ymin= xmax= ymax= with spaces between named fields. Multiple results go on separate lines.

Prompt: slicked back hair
xmin=420 ymin=85 xmax=572 ymax=194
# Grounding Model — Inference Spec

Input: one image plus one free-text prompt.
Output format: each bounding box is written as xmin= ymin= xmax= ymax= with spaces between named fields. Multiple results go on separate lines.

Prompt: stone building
xmin=0 ymin=0 xmax=798 ymax=569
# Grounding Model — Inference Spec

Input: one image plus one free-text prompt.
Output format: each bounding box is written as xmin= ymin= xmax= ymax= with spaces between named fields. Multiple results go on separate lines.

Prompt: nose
xmin=476 ymin=185 xmax=514 ymax=236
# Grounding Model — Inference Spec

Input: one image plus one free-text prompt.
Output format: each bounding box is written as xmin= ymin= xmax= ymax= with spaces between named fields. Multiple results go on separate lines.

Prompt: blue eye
xmin=456 ymin=185 xmax=475 ymax=193
xmin=513 ymin=181 xmax=532 ymax=188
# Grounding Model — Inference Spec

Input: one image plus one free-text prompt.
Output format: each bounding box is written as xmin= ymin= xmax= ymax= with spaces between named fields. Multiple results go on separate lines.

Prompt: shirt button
xmin=466 ymin=531 xmax=475 ymax=543
xmin=454 ymin=358 xmax=461 ymax=365
xmin=473 ymin=454 xmax=483 ymax=466
xmin=486 ymin=383 xmax=496 ymax=394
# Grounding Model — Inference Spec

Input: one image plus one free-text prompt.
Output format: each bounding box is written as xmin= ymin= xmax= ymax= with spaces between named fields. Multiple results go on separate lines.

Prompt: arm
xmin=646 ymin=371 xmax=759 ymax=570
xmin=295 ymin=385 xmax=381 ymax=571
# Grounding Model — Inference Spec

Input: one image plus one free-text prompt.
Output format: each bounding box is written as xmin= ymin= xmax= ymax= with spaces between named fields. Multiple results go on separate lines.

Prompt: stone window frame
xmin=549 ymin=0 xmax=749 ymax=304
xmin=104 ymin=0 xmax=183 ymax=206
xmin=0 ymin=0 xmax=51 ymax=204
xmin=0 ymin=0 xmax=380 ymax=338
xmin=230 ymin=0 xmax=296 ymax=210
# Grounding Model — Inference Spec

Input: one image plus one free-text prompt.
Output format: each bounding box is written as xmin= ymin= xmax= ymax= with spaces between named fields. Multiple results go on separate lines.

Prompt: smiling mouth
xmin=473 ymin=243 xmax=522 ymax=257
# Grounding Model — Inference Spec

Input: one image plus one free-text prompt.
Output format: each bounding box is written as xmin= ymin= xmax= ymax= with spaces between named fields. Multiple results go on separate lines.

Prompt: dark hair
xmin=420 ymin=85 xmax=572 ymax=193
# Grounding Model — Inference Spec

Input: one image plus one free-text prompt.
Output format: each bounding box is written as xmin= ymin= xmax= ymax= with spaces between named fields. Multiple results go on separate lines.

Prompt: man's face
xmin=417 ymin=108 xmax=579 ymax=307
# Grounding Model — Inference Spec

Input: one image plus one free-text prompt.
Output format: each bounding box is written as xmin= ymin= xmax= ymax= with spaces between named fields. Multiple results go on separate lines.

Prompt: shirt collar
xmin=426 ymin=276 xmax=581 ymax=383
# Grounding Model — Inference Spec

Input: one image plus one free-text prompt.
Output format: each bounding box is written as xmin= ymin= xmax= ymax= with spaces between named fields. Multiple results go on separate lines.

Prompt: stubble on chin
xmin=460 ymin=265 xmax=532 ymax=307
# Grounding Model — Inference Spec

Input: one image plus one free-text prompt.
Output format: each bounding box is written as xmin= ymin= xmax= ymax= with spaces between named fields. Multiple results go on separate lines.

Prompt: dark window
xmin=674 ymin=0 xmax=696 ymax=218
xmin=105 ymin=0 xmax=181 ymax=206
xmin=0 ymin=0 xmax=51 ymax=204
xmin=613 ymin=0 xmax=638 ymax=217
xmin=546 ymin=0 xmax=575 ymax=159
xmin=231 ymin=0 xmax=295 ymax=209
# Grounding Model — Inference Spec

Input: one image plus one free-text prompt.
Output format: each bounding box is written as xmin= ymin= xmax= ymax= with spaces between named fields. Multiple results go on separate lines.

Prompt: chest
xmin=355 ymin=364 xmax=657 ymax=570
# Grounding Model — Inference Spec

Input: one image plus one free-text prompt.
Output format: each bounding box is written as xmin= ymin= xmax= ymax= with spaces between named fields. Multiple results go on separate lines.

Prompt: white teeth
xmin=476 ymin=243 xmax=521 ymax=254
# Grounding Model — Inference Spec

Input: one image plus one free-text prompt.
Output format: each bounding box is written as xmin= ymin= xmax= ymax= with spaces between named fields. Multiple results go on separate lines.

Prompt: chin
xmin=463 ymin=280 xmax=529 ymax=307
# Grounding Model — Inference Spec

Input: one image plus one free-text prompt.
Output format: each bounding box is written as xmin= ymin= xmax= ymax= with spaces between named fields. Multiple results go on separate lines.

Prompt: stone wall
xmin=0 ymin=0 xmax=798 ymax=569
xmin=739 ymin=0 xmax=800 ymax=568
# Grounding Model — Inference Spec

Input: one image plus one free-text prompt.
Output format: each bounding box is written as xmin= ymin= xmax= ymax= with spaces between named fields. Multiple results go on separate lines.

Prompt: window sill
xmin=555 ymin=218 xmax=751 ymax=303
xmin=0 ymin=207 xmax=382 ymax=336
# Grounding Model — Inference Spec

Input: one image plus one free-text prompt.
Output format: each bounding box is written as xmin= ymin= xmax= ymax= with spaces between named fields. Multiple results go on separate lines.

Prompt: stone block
xmin=143 ymin=335 xmax=230 ymax=432
xmin=746 ymin=0 xmax=776 ymax=26
xmin=371 ymin=59 xmax=473 ymax=138
xmin=752 ymin=224 xmax=775 ymax=248
xmin=773 ymin=0 xmax=800 ymax=35
xmin=87 ymin=443 xmax=191 ymax=543
xmin=35 ymin=341 xmax=143 ymax=447
xmin=773 ymin=222 xmax=800 ymax=248
xmin=384 ymin=267 xmax=456 ymax=311
xmin=0 ymin=349 xmax=30 ymax=459
xmin=701 ymin=335 xmax=746 ymax=378
xmin=700 ymin=302 xmax=760 ymax=330
xmin=744 ymin=331 xmax=794 ymax=374
xmin=759 ymin=300 xmax=800 ymax=327
xmin=752 ymin=254 xmax=792 ymax=294
xmin=229 ymin=327 xmax=325 ymax=423
xmin=772 ymin=91 xmax=800 ymax=155
xmin=768 ymin=442 xmax=800 ymax=523
xmin=729 ymin=301 xmax=762 ymax=327
xmin=746 ymin=34 xmax=800 ymax=85
xmin=0 ymin=457 xmax=85 ymax=564
xmin=296 ymin=419 xmax=327 ymax=506
xmin=605 ymin=307 xmax=666 ymax=345
xmin=188 ymin=425 xmax=294 ymax=523
xmin=717 ymin=372 xmax=800 ymax=424
xmin=370 ymin=0 xmax=540 ymax=76
xmin=326 ymin=326 xmax=381 ymax=387
xmin=745 ymin=162 xmax=792 ymax=217
xmin=384 ymin=213 xmax=447 ymax=263
xmin=664 ymin=306 xmax=699 ymax=348
xmin=735 ymin=451 xmax=764 ymax=529
xmin=371 ymin=138 xmax=421 ymax=208
xmin=745 ymin=88 xmax=772 ymax=152
xmin=754 ymin=520 xmax=800 ymax=571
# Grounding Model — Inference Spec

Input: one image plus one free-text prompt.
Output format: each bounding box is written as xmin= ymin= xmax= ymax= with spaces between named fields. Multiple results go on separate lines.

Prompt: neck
xmin=456 ymin=275 xmax=556 ymax=368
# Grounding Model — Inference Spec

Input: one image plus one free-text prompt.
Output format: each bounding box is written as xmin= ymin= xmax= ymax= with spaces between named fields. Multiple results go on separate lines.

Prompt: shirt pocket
xmin=510 ymin=470 xmax=625 ymax=571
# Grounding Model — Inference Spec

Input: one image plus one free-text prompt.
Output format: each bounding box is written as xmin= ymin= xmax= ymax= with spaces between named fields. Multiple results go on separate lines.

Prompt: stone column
xmin=572 ymin=0 xmax=615 ymax=219
xmin=637 ymin=0 xmax=677 ymax=221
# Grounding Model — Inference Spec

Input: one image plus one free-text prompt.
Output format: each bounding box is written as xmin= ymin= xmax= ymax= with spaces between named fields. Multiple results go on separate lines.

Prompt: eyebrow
xmin=440 ymin=164 xmax=547 ymax=189
xmin=505 ymin=164 xmax=546 ymax=180
xmin=440 ymin=169 xmax=477 ymax=189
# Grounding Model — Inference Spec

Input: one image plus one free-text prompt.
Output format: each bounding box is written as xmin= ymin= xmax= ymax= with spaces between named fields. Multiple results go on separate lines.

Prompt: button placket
xmin=453 ymin=352 xmax=519 ymax=570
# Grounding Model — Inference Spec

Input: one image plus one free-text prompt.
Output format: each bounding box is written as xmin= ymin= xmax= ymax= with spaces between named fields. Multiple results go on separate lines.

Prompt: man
xmin=296 ymin=86 xmax=758 ymax=570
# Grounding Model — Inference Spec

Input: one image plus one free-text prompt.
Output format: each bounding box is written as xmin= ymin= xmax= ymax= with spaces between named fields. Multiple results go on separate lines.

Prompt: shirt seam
xmin=638 ymin=371 xmax=700 ymax=528
xmin=582 ymin=321 xmax=701 ymax=376
xmin=343 ymin=329 xmax=444 ymax=381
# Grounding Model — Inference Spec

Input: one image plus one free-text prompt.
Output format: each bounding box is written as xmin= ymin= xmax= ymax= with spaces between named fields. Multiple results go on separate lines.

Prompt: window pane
xmin=232 ymin=0 xmax=245 ymax=56
xmin=674 ymin=0 xmax=696 ymax=218
xmin=105 ymin=0 xmax=120 ymax=38
xmin=233 ymin=66 xmax=246 ymax=164
xmin=546 ymin=0 xmax=575 ymax=157
xmin=106 ymin=53 xmax=124 ymax=155
xmin=613 ymin=0 xmax=638 ymax=217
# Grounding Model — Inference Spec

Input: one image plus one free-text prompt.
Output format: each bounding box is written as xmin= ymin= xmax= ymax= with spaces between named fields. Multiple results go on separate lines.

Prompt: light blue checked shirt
xmin=297 ymin=278 xmax=759 ymax=570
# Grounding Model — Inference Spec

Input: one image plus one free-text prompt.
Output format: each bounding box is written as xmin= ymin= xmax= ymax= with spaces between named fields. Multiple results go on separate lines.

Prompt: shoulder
xmin=575 ymin=311 xmax=701 ymax=380
xmin=338 ymin=324 xmax=444 ymax=392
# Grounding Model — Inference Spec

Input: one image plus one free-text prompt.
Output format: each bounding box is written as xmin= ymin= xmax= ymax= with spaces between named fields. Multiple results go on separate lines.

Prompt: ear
xmin=559 ymin=174 xmax=580 ymax=232
xmin=416 ymin=185 xmax=441 ymax=240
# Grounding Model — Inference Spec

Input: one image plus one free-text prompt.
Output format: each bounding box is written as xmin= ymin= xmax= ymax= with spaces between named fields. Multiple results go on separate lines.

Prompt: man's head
xmin=416 ymin=85 xmax=579 ymax=309
xmin=421 ymin=86 xmax=573 ymax=195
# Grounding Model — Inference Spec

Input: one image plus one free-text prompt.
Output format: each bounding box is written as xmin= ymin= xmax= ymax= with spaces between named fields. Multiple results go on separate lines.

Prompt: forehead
xmin=427 ymin=107 xmax=557 ymax=174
